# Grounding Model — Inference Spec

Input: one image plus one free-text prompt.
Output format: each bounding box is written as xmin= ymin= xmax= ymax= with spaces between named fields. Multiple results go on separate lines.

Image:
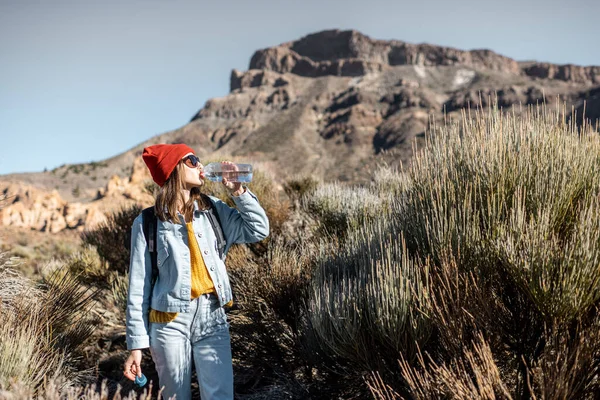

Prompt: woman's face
xmin=181 ymin=152 xmax=205 ymax=189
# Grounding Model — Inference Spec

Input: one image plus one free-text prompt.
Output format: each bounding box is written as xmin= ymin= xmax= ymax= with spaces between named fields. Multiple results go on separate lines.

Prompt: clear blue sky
xmin=1 ymin=0 xmax=598 ymax=175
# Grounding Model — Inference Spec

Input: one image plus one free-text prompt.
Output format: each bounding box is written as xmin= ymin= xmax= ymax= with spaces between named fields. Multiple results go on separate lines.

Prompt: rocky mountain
xmin=1 ymin=29 xmax=599 ymax=233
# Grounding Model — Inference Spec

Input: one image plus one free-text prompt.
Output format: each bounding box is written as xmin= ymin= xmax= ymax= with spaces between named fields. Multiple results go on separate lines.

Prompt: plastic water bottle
xmin=203 ymin=162 xmax=253 ymax=183
xmin=134 ymin=373 xmax=147 ymax=387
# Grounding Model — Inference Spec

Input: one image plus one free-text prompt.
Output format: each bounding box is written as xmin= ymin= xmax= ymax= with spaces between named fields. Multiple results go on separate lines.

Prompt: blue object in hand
xmin=134 ymin=374 xmax=147 ymax=387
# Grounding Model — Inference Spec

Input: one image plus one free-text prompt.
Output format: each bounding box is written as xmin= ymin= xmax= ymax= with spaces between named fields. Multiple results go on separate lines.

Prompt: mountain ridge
xmin=1 ymin=29 xmax=599 ymax=232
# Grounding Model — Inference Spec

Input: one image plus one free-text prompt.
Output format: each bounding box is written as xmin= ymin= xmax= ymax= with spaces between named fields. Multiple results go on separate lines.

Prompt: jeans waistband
xmin=197 ymin=292 xmax=217 ymax=301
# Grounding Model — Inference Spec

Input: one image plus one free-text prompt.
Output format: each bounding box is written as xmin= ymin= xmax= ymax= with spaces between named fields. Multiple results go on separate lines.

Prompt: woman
xmin=123 ymin=143 xmax=269 ymax=399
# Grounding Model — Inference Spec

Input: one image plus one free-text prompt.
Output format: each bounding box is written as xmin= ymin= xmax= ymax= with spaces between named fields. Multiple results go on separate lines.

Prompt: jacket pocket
xmin=157 ymin=246 xmax=169 ymax=268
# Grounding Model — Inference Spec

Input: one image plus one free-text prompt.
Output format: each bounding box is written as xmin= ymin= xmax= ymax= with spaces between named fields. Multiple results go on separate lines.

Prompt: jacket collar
xmin=163 ymin=200 xmax=205 ymax=223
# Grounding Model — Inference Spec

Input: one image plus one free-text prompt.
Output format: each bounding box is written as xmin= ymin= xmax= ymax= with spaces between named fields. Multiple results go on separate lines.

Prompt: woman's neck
xmin=177 ymin=189 xmax=191 ymax=213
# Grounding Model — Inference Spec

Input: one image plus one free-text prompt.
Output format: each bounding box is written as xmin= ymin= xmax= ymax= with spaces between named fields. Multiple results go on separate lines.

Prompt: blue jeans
xmin=149 ymin=293 xmax=233 ymax=400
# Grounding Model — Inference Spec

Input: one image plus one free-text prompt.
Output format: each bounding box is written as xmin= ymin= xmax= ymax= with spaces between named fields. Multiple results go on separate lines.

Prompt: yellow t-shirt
xmin=149 ymin=222 xmax=216 ymax=323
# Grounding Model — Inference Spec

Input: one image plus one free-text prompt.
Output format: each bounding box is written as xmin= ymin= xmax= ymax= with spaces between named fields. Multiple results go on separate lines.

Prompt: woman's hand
xmin=221 ymin=161 xmax=245 ymax=196
xmin=123 ymin=349 xmax=143 ymax=381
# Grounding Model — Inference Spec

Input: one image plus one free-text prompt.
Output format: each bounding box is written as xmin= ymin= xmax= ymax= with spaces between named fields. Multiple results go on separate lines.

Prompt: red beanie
xmin=142 ymin=144 xmax=195 ymax=187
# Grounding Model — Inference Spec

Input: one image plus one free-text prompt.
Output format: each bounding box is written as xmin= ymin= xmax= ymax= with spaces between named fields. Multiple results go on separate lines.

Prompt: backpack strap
xmin=141 ymin=206 xmax=158 ymax=285
xmin=201 ymin=194 xmax=226 ymax=261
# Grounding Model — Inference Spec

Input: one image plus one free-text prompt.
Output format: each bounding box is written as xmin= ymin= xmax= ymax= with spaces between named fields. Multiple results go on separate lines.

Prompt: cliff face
xmin=248 ymin=30 xmax=599 ymax=86
xmin=2 ymin=29 xmax=599 ymax=233
xmin=523 ymin=63 xmax=600 ymax=85
xmin=248 ymin=30 xmax=522 ymax=78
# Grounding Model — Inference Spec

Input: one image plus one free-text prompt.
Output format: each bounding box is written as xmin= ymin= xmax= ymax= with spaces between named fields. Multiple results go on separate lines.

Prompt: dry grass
xmin=0 ymin=227 xmax=81 ymax=278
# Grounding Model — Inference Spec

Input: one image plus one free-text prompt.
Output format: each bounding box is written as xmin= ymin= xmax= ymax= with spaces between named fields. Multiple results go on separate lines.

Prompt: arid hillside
xmin=1 ymin=29 xmax=599 ymax=233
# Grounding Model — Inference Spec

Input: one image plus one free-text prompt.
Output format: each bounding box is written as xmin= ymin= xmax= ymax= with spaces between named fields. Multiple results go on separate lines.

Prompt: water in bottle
xmin=203 ymin=162 xmax=253 ymax=183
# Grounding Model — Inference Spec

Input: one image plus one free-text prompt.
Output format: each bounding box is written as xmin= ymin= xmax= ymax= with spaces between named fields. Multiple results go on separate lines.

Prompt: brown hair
xmin=154 ymin=161 xmax=208 ymax=224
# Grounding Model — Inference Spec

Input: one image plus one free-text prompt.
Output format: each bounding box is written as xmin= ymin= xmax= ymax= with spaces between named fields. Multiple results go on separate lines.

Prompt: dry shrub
xmin=224 ymin=235 xmax=322 ymax=398
xmin=369 ymin=104 xmax=600 ymax=398
xmin=262 ymin=240 xmax=313 ymax=330
xmin=233 ymin=239 xmax=312 ymax=331
xmin=81 ymin=205 xmax=143 ymax=275
xmin=297 ymin=103 xmax=600 ymax=399
xmin=370 ymin=165 xmax=412 ymax=200
xmin=0 ymin=311 xmax=67 ymax=391
xmin=398 ymin=333 xmax=513 ymax=400
xmin=364 ymin=371 xmax=402 ymax=400
xmin=49 ymin=245 xmax=111 ymax=287
xmin=0 ymin=258 xmax=48 ymax=392
xmin=0 ymin=379 xmax=158 ymax=400
xmin=529 ymin=320 xmax=600 ymax=399
xmin=0 ymin=263 xmax=100 ymax=394
xmin=303 ymin=183 xmax=383 ymax=239
xmin=283 ymin=175 xmax=321 ymax=204
xmin=0 ymin=253 xmax=31 ymax=312
xmin=243 ymin=169 xmax=291 ymax=237
xmin=227 ymin=259 xmax=309 ymax=398
xmin=110 ymin=270 xmax=129 ymax=319
xmin=223 ymin=243 xmax=254 ymax=271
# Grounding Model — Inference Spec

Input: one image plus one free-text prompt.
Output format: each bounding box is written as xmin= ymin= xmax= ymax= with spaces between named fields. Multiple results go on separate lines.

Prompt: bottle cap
xmin=134 ymin=373 xmax=147 ymax=387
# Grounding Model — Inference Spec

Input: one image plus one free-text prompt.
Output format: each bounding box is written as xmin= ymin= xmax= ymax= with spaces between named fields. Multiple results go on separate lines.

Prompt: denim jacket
xmin=126 ymin=189 xmax=269 ymax=350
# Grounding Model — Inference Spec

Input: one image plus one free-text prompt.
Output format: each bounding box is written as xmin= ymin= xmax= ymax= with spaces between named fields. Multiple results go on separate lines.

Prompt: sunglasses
xmin=183 ymin=154 xmax=201 ymax=168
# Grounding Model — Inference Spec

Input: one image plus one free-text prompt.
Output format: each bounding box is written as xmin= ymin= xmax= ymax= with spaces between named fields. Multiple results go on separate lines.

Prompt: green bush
xmin=308 ymin=221 xmax=430 ymax=371
xmin=303 ymin=183 xmax=384 ymax=239
xmin=394 ymin=105 xmax=600 ymax=398
xmin=301 ymin=104 xmax=600 ymax=399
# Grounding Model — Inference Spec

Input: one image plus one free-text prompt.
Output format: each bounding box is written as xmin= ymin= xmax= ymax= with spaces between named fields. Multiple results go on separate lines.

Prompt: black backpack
xmin=135 ymin=194 xmax=226 ymax=286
